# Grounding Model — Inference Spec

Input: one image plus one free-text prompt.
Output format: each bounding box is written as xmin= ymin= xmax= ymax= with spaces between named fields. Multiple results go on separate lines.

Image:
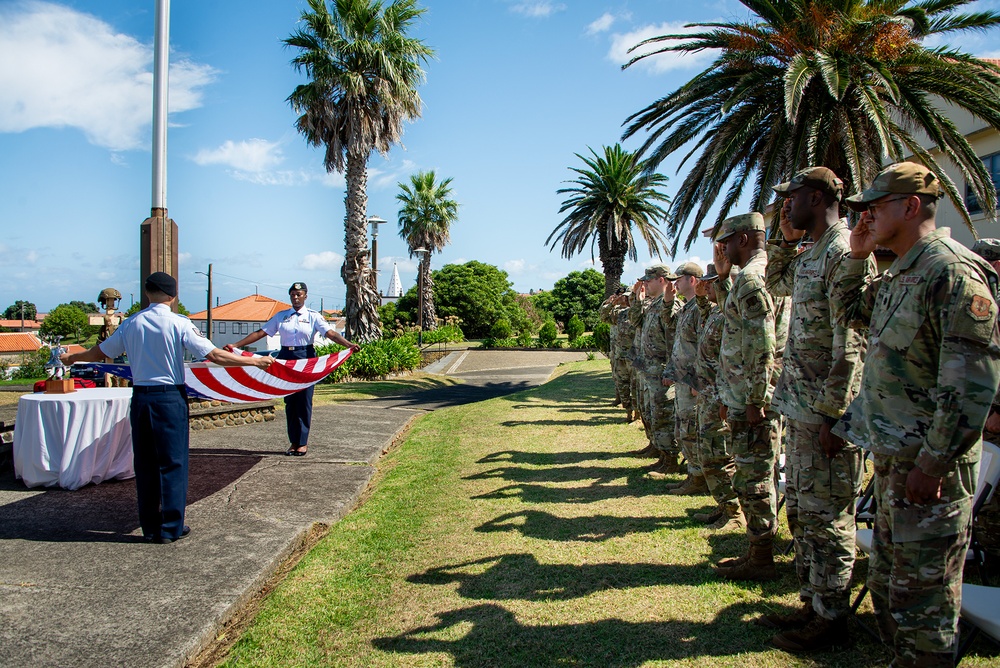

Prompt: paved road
xmin=0 ymin=349 xmax=588 ymax=668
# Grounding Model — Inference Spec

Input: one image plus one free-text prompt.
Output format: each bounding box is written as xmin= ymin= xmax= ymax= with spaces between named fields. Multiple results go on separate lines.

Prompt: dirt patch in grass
xmin=215 ymin=361 xmax=998 ymax=668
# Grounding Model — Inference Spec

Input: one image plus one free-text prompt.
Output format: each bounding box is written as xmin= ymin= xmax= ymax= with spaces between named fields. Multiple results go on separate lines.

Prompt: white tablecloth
xmin=13 ymin=388 xmax=135 ymax=490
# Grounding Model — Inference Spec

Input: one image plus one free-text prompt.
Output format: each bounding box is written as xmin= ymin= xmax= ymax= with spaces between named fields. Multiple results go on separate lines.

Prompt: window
xmin=219 ymin=322 xmax=226 ymax=334
xmin=966 ymin=152 xmax=1000 ymax=214
xmin=242 ymin=322 xmax=250 ymax=335
xmin=254 ymin=322 xmax=261 ymax=331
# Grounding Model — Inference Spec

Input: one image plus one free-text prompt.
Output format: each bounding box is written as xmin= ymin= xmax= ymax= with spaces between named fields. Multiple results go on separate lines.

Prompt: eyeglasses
xmin=866 ymin=196 xmax=912 ymax=215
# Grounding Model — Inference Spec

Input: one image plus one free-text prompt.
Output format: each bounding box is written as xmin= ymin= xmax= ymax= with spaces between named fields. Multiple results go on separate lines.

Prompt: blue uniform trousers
xmin=278 ymin=345 xmax=314 ymax=446
xmin=129 ymin=385 xmax=190 ymax=540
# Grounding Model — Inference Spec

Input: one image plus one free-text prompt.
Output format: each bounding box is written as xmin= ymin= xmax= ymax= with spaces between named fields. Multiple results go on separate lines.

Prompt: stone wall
xmin=188 ymin=398 xmax=277 ymax=431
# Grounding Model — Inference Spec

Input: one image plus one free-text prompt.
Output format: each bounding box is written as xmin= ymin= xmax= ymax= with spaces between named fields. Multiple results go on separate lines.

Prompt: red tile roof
xmin=0 ymin=319 xmax=41 ymax=329
xmin=188 ymin=294 xmax=291 ymax=322
xmin=0 ymin=333 xmax=42 ymax=353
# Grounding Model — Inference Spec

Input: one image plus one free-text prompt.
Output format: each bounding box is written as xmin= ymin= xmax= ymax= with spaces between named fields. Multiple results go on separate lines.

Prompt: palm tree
xmin=547 ymin=144 xmax=671 ymax=297
xmin=285 ymin=0 xmax=433 ymax=342
xmin=622 ymin=0 xmax=1000 ymax=250
xmin=396 ymin=171 xmax=458 ymax=330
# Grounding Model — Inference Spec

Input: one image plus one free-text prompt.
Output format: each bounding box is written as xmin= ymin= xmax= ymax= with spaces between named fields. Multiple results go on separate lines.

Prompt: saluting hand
xmin=778 ymin=205 xmax=805 ymax=244
xmin=694 ymin=278 xmax=708 ymax=298
xmin=850 ymin=211 xmax=876 ymax=259
xmin=713 ymin=242 xmax=732 ymax=279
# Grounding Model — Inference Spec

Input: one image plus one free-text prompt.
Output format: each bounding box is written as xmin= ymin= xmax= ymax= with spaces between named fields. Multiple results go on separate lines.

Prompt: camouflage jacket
xmin=774 ymin=295 xmax=791 ymax=358
xmin=695 ymin=303 xmax=728 ymax=434
xmin=664 ymin=296 xmax=706 ymax=386
xmin=766 ymin=220 xmax=872 ymax=424
xmin=598 ymin=301 xmax=620 ymax=358
xmin=833 ymin=228 xmax=1000 ymax=477
xmin=614 ymin=307 xmax=637 ymax=360
xmin=630 ymin=295 xmax=679 ymax=376
xmin=716 ymin=249 xmax=777 ymax=409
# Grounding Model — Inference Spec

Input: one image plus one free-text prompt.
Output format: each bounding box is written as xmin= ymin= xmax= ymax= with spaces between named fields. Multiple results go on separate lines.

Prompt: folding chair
xmin=957 ymin=583 xmax=1000 ymax=663
xmin=851 ymin=442 xmax=1000 ymax=631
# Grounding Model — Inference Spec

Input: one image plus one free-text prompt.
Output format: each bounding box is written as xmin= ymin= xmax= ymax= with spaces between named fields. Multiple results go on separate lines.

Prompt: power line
xmin=201 ymin=270 xmax=346 ymax=310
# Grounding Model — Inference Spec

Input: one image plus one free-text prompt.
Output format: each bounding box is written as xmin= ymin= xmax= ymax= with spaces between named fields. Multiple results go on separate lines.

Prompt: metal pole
xmin=151 ymin=0 xmax=169 ymax=211
xmin=206 ymin=263 xmax=213 ymax=339
xmin=417 ymin=257 xmax=424 ymax=346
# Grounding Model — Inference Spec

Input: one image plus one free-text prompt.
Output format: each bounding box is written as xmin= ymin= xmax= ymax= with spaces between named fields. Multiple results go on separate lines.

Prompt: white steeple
xmin=386 ymin=263 xmax=403 ymax=298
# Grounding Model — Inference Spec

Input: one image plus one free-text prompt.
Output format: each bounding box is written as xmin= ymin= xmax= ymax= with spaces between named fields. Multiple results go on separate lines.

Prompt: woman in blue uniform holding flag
xmin=226 ymin=282 xmax=359 ymax=456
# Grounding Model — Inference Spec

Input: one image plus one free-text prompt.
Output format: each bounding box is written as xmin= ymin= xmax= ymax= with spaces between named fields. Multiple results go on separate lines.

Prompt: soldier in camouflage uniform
xmin=712 ymin=212 xmax=782 ymax=581
xmin=662 ymin=262 xmax=710 ymax=494
xmin=599 ymin=292 xmax=638 ymax=422
xmin=833 ymin=163 xmax=1000 ymax=668
xmin=973 ymin=239 xmax=1000 ymax=561
xmin=761 ymin=167 xmax=873 ymax=651
xmin=630 ymin=264 xmax=683 ymax=474
xmin=690 ymin=263 xmax=744 ymax=530
xmin=601 ymin=295 xmax=622 ymax=407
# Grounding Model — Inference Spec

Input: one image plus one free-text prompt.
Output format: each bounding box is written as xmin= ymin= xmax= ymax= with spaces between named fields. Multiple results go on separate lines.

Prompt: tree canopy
xmin=533 ymin=269 xmax=607 ymax=330
xmin=3 ymin=301 xmax=37 ymax=321
xmin=623 ymin=0 xmax=1000 ymax=248
xmin=39 ymin=304 xmax=89 ymax=342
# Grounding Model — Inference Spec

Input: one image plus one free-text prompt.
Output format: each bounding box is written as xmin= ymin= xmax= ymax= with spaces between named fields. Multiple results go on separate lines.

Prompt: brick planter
xmin=187 ymin=398 xmax=277 ymax=431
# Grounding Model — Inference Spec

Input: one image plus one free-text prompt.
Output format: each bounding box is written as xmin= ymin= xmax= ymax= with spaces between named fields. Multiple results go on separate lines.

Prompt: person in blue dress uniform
xmin=61 ymin=272 xmax=274 ymax=543
xmin=226 ymin=282 xmax=359 ymax=456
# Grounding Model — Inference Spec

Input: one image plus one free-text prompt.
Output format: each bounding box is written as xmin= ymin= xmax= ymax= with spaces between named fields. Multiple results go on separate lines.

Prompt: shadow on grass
xmin=472 ymin=482 xmax=671 ymax=505
xmin=407 ymin=553 xmax=714 ymax=600
xmin=465 ymin=464 xmax=654 ymax=486
xmin=477 ymin=450 xmax=627 ymax=466
xmin=373 ymin=600 xmax=891 ymax=667
xmin=475 ymin=509 xmax=691 ymax=542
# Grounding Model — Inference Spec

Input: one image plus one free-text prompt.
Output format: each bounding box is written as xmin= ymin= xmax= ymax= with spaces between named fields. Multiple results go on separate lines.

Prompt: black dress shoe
xmin=156 ymin=525 xmax=191 ymax=544
xmin=285 ymin=447 xmax=307 ymax=456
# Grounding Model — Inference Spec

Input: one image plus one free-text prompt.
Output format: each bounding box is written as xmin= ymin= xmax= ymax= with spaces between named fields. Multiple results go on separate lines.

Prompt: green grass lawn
xmin=215 ymin=360 xmax=999 ymax=667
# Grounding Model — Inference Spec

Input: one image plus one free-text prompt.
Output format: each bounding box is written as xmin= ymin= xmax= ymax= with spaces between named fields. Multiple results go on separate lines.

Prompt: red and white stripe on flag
xmin=184 ymin=349 xmax=353 ymax=403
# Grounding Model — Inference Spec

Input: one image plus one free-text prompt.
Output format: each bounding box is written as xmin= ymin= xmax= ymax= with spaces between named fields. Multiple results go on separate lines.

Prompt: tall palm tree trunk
xmin=420 ymin=260 xmax=436 ymax=330
xmin=342 ymin=152 xmax=381 ymax=342
xmin=598 ymin=232 xmax=626 ymax=298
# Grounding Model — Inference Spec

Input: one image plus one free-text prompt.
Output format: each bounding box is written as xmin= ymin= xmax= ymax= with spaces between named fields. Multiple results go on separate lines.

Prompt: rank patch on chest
xmin=970 ymin=294 xmax=993 ymax=319
xmin=898 ymin=275 xmax=922 ymax=285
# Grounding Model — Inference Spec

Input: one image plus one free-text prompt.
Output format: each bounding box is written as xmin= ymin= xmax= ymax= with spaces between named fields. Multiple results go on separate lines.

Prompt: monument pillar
xmin=140 ymin=207 xmax=178 ymax=309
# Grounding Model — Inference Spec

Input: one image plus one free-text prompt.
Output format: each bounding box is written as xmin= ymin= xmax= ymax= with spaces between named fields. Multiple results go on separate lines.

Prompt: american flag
xmin=81 ymin=349 xmax=353 ymax=403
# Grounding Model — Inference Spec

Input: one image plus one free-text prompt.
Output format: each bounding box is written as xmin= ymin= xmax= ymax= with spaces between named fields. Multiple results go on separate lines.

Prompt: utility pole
xmin=206 ymin=263 xmax=213 ymax=339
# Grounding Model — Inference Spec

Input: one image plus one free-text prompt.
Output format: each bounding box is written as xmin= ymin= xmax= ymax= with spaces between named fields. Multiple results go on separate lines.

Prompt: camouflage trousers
xmin=641 ymin=374 xmax=677 ymax=455
xmin=612 ymin=357 xmax=634 ymax=413
xmin=728 ymin=407 xmax=780 ymax=538
xmin=697 ymin=398 xmax=737 ymax=509
xmin=675 ymin=383 xmax=703 ymax=476
xmin=786 ymin=419 xmax=863 ymax=620
xmin=869 ymin=455 xmax=977 ymax=668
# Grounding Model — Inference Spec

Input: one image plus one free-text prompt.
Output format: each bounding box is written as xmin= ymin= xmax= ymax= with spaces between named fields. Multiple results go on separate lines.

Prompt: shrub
xmin=489 ymin=318 xmax=512 ymax=340
xmin=593 ymin=322 xmax=611 ymax=354
xmin=12 ymin=348 xmax=50 ymax=380
xmin=481 ymin=337 xmax=518 ymax=349
xmin=421 ymin=323 xmax=465 ymax=345
xmin=537 ymin=319 xmax=559 ymax=348
xmin=516 ymin=330 xmax=534 ymax=347
xmin=565 ymin=315 xmax=585 ymax=341
xmin=315 ymin=338 xmax=422 ymax=382
xmin=570 ymin=335 xmax=597 ymax=349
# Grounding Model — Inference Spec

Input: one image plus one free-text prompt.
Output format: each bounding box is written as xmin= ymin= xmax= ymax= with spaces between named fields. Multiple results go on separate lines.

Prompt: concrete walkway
xmin=0 ymin=350 xmax=588 ymax=668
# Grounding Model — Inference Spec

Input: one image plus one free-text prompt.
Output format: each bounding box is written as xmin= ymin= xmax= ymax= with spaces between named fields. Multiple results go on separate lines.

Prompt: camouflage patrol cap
xmin=672 ymin=261 xmax=704 ymax=279
xmin=289 ymin=282 xmax=308 ymax=293
xmin=702 ymin=263 xmax=719 ymax=281
xmin=973 ymin=238 xmax=1000 ymax=261
xmin=844 ymin=162 xmax=943 ymax=211
xmin=641 ymin=263 xmax=673 ymax=281
xmin=713 ymin=212 xmax=766 ymax=242
xmin=773 ymin=166 xmax=843 ymax=200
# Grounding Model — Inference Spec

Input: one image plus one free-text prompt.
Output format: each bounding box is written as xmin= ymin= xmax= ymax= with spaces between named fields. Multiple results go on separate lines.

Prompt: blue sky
xmin=1 ymin=0 xmax=998 ymax=313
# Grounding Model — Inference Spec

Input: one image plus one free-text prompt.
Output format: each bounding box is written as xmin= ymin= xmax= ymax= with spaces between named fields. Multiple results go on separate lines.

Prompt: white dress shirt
xmin=261 ymin=308 xmax=332 ymax=347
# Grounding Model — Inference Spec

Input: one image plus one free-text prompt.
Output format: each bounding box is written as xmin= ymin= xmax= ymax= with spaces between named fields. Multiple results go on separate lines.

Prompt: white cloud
xmin=510 ymin=2 xmax=566 ymax=18
xmin=24 ymin=250 xmax=39 ymax=264
xmin=609 ymin=21 xmax=718 ymax=74
xmin=379 ymin=256 xmax=417 ymax=272
xmin=300 ymin=251 xmax=345 ymax=271
xmin=0 ymin=2 xmax=217 ymax=151
xmin=504 ymin=259 xmax=527 ymax=274
xmin=178 ymin=252 xmax=192 ymax=267
xmin=586 ymin=13 xmax=616 ymax=35
xmin=193 ymin=139 xmax=284 ymax=172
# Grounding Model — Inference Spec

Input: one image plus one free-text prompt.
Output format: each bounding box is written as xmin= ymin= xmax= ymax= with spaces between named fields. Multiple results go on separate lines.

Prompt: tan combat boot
xmin=715 ymin=535 xmax=778 ymax=581
xmin=756 ymin=600 xmax=815 ymax=630
xmin=771 ymin=616 xmax=849 ymax=652
xmin=707 ymin=504 xmax=745 ymax=531
xmin=693 ymin=505 xmax=724 ymax=524
xmin=666 ymin=475 xmax=709 ymax=496
xmin=631 ymin=443 xmax=658 ymax=457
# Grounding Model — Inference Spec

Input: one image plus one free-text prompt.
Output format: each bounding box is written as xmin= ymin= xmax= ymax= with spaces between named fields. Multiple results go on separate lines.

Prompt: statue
xmin=44 ymin=335 xmax=67 ymax=380
xmin=96 ymin=288 xmax=125 ymax=387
